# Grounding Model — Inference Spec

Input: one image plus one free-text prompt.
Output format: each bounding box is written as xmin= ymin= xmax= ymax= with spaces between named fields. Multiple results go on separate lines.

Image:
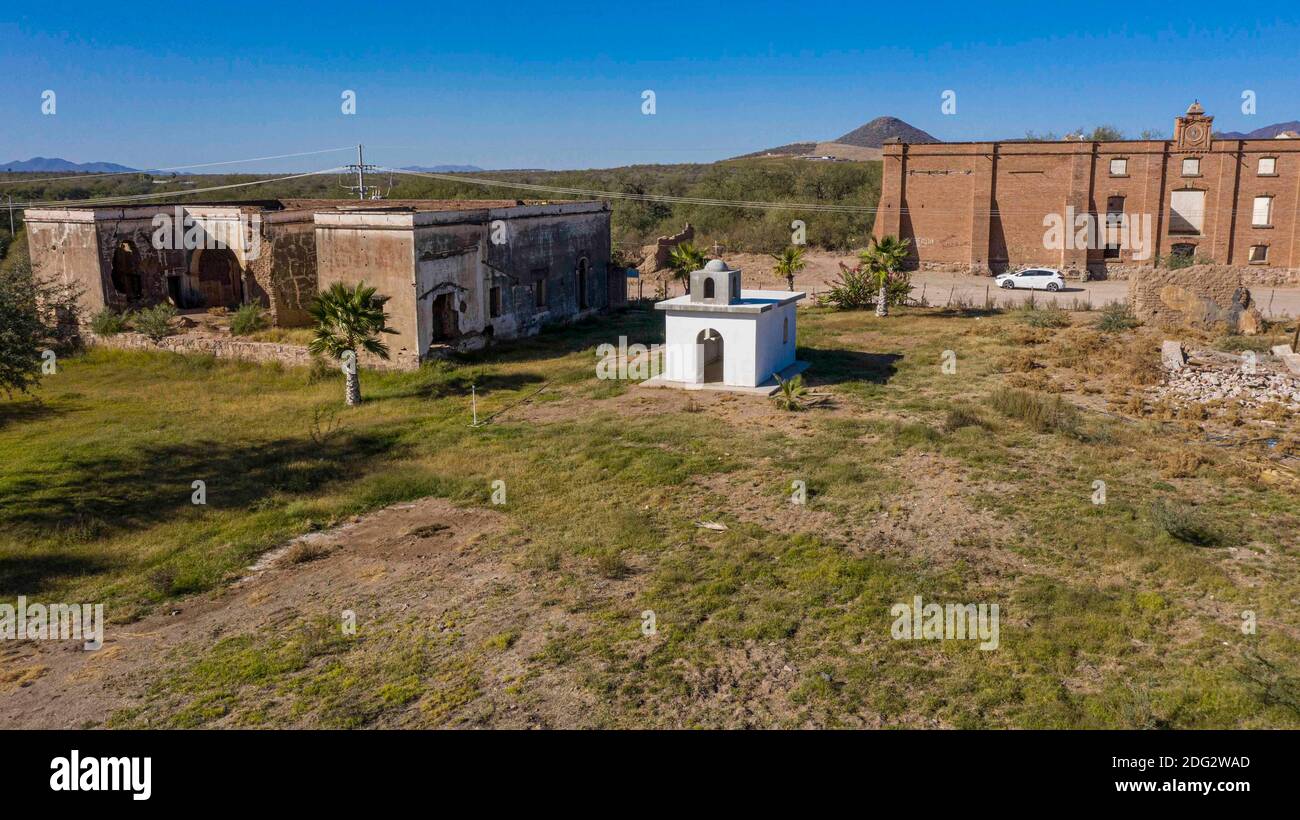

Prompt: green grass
xmin=4 ymin=303 xmax=1298 ymax=728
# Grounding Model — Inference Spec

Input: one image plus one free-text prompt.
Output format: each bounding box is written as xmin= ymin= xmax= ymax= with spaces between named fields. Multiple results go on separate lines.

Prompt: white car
xmin=996 ymin=268 xmax=1065 ymax=291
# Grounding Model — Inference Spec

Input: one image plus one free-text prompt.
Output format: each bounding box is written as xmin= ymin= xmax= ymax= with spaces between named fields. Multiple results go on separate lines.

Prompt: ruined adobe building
xmin=24 ymin=201 xmax=320 ymax=325
xmin=873 ymin=103 xmax=1300 ymax=282
xmin=25 ymin=199 xmax=620 ymax=369
xmin=314 ymin=201 xmax=614 ymax=367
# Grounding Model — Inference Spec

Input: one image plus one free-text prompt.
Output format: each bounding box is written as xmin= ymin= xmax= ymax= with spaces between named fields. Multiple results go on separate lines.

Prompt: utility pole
xmin=6 ymin=194 xmax=13 ymax=235
xmin=341 ymin=144 xmax=382 ymax=200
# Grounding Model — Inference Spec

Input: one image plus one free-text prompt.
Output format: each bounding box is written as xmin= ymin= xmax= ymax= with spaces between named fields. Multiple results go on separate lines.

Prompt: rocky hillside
xmin=737 ymin=116 xmax=938 ymax=160
xmin=834 ymin=116 xmax=939 ymax=147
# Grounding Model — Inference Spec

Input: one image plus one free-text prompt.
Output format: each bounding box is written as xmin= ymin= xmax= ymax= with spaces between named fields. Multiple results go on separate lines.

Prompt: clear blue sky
xmin=2 ymin=1 xmax=1297 ymax=172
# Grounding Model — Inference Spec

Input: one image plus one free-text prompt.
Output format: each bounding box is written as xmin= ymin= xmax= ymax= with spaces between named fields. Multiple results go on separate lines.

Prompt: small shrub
xmin=876 ymin=269 xmax=913 ymax=307
xmin=1149 ymin=499 xmax=1220 ymax=546
xmin=943 ymin=405 xmax=987 ymax=432
xmin=594 ymin=549 xmax=629 ymax=579
xmin=90 ymin=308 xmax=129 ymax=336
xmin=1159 ymin=450 xmax=1204 ymax=478
xmin=527 ymin=545 xmax=562 ymax=572
xmin=1162 ymin=252 xmax=1213 ymax=270
xmin=482 ymin=631 xmax=520 ymax=651
xmin=131 ymin=303 xmax=178 ymax=342
xmin=772 ymin=373 xmax=808 ymax=411
xmin=1017 ymin=303 xmax=1070 ymax=328
xmin=1113 ymin=340 xmax=1164 ymax=387
xmin=987 ymin=387 xmax=1081 ymax=435
xmin=230 ymin=303 xmax=269 ymax=336
xmin=823 ymin=263 xmax=875 ymax=310
xmin=893 ymin=421 xmax=941 ymax=447
xmin=147 ymin=566 xmax=177 ymax=596
xmin=1213 ymin=334 xmax=1272 ymax=354
xmin=307 ymin=356 xmax=339 ymax=384
xmin=284 ymin=541 xmax=330 ymax=564
xmin=1003 ymin=349 xmax=1039 ymax=373
xmin=1095 ymin=301 xmax=1139 ymax=333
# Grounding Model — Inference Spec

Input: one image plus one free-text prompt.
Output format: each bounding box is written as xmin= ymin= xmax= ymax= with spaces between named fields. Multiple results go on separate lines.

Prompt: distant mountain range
xmin=0 ymin=157 xmax=487 ymax=176
xmin=0 ymin=157 xmax=138 ymax=173
xmin=1215 ymin=121 xmax=1300 ymax=139
xmin=400 ymin=164 xmax=485 ymax=173
xmin=735 ymin=116 xmax=939 ymax=161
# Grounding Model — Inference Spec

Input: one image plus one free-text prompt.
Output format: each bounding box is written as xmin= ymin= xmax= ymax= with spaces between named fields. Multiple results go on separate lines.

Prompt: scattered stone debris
xmin=1152 ymin=346 xmax=1300 ymax=408
xmin=1161 ymin=340 xmax=1186 ymax=371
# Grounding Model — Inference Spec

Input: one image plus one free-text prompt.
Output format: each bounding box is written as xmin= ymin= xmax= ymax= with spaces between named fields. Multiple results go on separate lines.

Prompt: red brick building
xmin=873 ymin=103 xmax=1300 ymax=281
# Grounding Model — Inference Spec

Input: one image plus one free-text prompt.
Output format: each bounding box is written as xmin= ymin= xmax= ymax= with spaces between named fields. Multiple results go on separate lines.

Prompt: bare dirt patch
xmin=0 ymin=497 xmax=516 ymax=728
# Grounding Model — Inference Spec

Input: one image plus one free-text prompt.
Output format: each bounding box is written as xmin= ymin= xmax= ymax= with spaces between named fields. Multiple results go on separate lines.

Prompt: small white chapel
xmin=645 ymin=258 xmax=807 ymax=395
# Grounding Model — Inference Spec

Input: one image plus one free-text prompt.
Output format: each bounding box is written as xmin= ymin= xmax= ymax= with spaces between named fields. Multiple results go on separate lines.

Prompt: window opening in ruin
xmin=577 ymin=258 xmax=589 ymax=309
xmin=111 ymin=241 xmax=144 ymax=299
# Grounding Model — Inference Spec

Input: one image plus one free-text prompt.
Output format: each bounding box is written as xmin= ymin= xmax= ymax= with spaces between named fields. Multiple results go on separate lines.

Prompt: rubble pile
xmin=1152 ymin=342 xmax=1300 ymax=409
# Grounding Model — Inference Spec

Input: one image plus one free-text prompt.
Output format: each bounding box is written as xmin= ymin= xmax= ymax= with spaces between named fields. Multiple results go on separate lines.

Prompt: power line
xmin=2 ymin=150 xmax=1261 ymax=220
xmin=0 ymin=147 xmax=355 ymax=186
xmin=380 ymin=167 xmax=885 ymax=214
xmin=380 ymin=167 xmax=1266 ymax=220
xmin=11 ymin=167 xmax=347 ymax=209
xmin=340 ymin=145 xmax=385 ymax=200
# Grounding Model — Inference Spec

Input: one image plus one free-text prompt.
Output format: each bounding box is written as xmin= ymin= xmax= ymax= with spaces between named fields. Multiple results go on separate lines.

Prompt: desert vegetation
xmin=0 ymin=157 xmax=883 ymax=260
xmin=2 ymin=298 xmax=1296 ymax=729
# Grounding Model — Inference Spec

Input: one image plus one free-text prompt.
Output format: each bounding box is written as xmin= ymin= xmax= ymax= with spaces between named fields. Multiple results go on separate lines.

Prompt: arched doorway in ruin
xmin=190 ymin=248 xmax=244 ymax=309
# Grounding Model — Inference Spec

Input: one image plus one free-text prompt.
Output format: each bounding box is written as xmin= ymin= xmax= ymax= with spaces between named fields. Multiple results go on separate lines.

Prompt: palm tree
xmin=772 ymin=372 xmax=808 ymax=411
xmin=771 ymin=246 xmax=806 ymax=291
xmin=861 ymin=235 xmax=911 ymax=317
xmin=308 ymin=281 xmax=397 ymax=406
xmin=667 ymin=242 xmax=706 ymax=294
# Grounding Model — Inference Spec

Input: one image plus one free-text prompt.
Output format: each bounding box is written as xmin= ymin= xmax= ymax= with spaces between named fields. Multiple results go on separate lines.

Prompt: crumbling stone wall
xmin=88 ymin=330 xmax=414 ymax=371
xmin=248 ymin=220 xmax=317 ymax=326
xmin=636 ymin=224 xmax=694 ymax=276
xmin=1129 ymin=264 xmax=1265 ymax=333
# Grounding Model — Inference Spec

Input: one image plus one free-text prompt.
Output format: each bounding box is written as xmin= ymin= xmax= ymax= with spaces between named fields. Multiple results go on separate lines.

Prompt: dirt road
xmin=637 ymin=250 xmax=1300 ymax=319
